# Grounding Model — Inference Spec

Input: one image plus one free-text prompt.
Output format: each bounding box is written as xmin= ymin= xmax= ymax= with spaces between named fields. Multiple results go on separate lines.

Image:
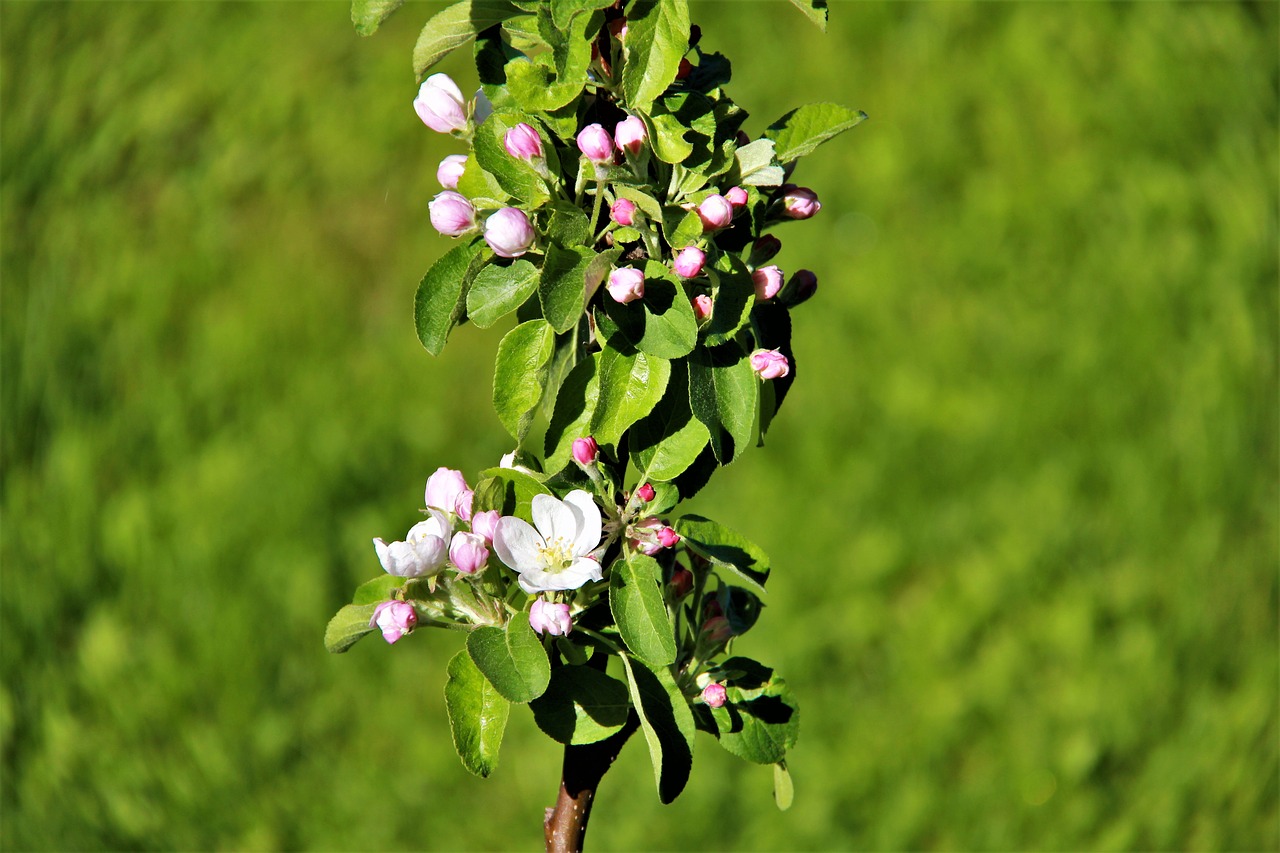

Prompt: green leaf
xmin=788 ymin=0 xmax=828 ymax=31
xmin=688 ymin=343 xmax=758 ymax=464
xmin=413 ymin=0 xmax=524 ymax=79
xmin=467 ymin=259 xmax=540 ymax=328
xmin=764 ymin=102 xmax=868 ymax=164
xmin=351 ymin=0 xmax=404 ymax=36
xmin=610 ymin=552 xmax=678 ymax=666
xmin=352 ymin=575 xmax=403 ymax=605
xmin=620 ymin=654 xmax=695 ymax=804
xmin=714 ymin=657 xmax=799 ymax=765
xmin=473 ymin=466 xmax=553 ymax=520
xmin=530 ymin=664 xmax=632 ymax=744
xmin=631 ymin=362 xmax=710 ymax=481
xmin=596 ymin=262 xmax=697 ymax=359
xmin=550 ymin=0 xmax=614 ymax=29
xmin=493 ymin=319 xmax=556 ymax=440
xmin=444 ymin=649 xmax=511 ymax=777
xmin=466 ymin=612 xmax=552 ymax=703
xmin=645 ymin=110 xmax=694 ymax=165
xmin=544 ymin=355 xmax=600 ymax=465
xmin=472 ymin=110 xmax=553 ymax=207
xmin=662 ymin=207 xmax=703 ymax=253
xmin=621 ymin=0 xmax=691 ymax=113
xmin=324 ymin=603 xmax=378 ymax=653
xmin=773 ymin=760 xmax=795 ymax=811
xmin=540 ymin=244 xmax=595 ymax=334
xmin=673 ymin=514 xmax=770 ymax=598
xmin=415 ymin=242 xmax=484 ymax=356
xmin=547 ymin=201 xmax=591 ymax=250
xmin=591 ymin=346 xmax=671 ymax=447
xmin=732 ymin=138 xmax=785 ymax=187
xmin=612 ymin=186 xmax=665 ymax=222
xmin=703 ymin=254 xmax=755 ymax=347
xmin=455 ymin=154 xmax=509 ymax=207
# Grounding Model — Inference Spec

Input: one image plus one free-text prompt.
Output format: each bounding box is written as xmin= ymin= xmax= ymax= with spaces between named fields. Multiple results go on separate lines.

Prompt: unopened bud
xmin=610 ymin=198 xmax=637 ymax=227
xmin=607 ymin=267 xmax=645 ymax=304
xmin=615 ymin=116 xmax=648 ymax=156
xmin=751 ymin=265 xmax=784 ymax=301
xmin=636 ymin=482 xmax=656 ymax=502
xmin=750 ymin=348 xmax=790 ymax=380
xmin=413 ymin=74 xmax=467 ymax=134
xmin=577 ymin=123 xmax=615 ymax=165
xmin=470 ymin=510 xmax=501 ymax=545
xmin=673 ymin=246 xmax=706 ymax=278
xmin=572 ymin=436 xmax=599 ymax=466
xmin=697 ymin=194 xmax=733 ymax=232
xmin=700 ymin=614 xmax=733 ymax=644
xmin=693 ymin=293 xmax=713 ymax=320
xmin=371 ymin=600 xmax=418 ymax=644
xmin=780 ymin=269 xmax=818 ymax=307
xmin=608 ymin=18 xmax=627 ymax=40
xmin=529 ymin=598 xmax=573 ymax=636
xmin=483 ymin=208 xmax=535 ymax=258
xmin=437 ymin=154 xmax=467 ymax=190
xmin=429 ymin=191 xmax=477 ymax=237
xmin=676 ymin=57 xmax=693 ymax=80
xmin=750 ymin=234 xmax=782 ymax=265
xmin=669 ymin=567 xmax=693 ymax=598
xmin=782 ymin=186 xmax=821 ymax=219
xmin=503 ymin=122 xmax=543 ymax=162
xmin=702 ymin=682 xmax=727 ymax=708
xmin=657 ymin=526 xmax=681 ymax=548
xmin=449 ymin=531 xmax=489 ymax=574
xmin=725 ymin=186 xmax=748 ymax=209
xmin=425 ymin=467 xmax=470 ymax=513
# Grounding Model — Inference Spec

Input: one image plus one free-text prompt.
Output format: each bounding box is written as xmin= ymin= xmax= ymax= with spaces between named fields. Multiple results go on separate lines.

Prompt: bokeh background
xmin=3 ymin=1 xmax=1277 ymax=849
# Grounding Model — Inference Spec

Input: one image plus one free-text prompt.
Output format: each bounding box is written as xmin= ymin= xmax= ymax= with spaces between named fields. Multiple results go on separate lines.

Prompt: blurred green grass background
xmin=2 ymin=1 xmax=1276 ymax=849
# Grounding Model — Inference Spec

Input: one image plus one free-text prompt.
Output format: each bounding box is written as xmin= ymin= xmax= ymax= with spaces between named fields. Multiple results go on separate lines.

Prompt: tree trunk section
xmin=543 ymin=713 xmax=639 ymax=853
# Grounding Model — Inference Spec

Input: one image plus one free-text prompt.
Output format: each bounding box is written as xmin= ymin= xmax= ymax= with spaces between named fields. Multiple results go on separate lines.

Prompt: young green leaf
xmin=590 ymin=346 xmax=671 ymax=447
xmin=415 ymin=242 xmax=484 ymax=356
xmin=540 ymin=244 xmax=595 ymax=333
xmin=688 ymin=342 xmax=758 ymax=464
xmin=472 ymin=110 xmax=553 ymax=207
xmin=549 ymin=0 xmax=615 ymax=29
xmin=474 ymin=466 xmax=553 ymax=520
xmin=673 ymin=514 xmax=770 ymax=597
xmin=764 ymin=102 xmax=868 ymax=164
xmin=324 ymin=603 xmax=379 ymax=653
xmin=468 ymin=259 xmax=540 ymax=328
xmin=703 ymin=255 xmax=755 ymax=347
xmin=444 ymin=649 xmax=511 ymax=777
xmin=731 ymin=138 xmax=785 ymax=187
xmin=621 ymin=0 xmax=691 ymax=113
xmin=610 ymin=551 xmax=678 ymax=666
xmin=631 ymin=361 xmax=710 ymax=481
xmin=773 ymin=760 xmax=795 ymax=810
xmin=413 ymin=0 xmax=524 ymax=79
xmin=352 ymin=575 xmax=403 ymax=605
xmin=530 ymin=664 xmax=632 ymax=744
xmin=620 ymin=653 xmax=695 ymax=804
xmin=351 ymin=0 xmax=404 ymax=36
xmin=466 ymin=612 xmax=552 ymax=703
xmin=715 ymin=662 xmax=799 ymax=765
xmin=492 ymin=319 xmax=556 ymax=441
xmin=544 ymin=354 xmax=601 ymax=465
xmin=596 ymin=262 xmax=697 ymax=359
xmin=788 ymin=0 xmax=828 ymax=31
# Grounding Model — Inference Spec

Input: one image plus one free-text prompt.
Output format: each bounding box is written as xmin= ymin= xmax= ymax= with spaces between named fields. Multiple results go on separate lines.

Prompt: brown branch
xmin=544 ymin=712 xmax=640 ymax=853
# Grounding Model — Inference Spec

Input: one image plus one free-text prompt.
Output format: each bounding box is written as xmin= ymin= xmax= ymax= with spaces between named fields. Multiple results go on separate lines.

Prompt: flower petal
xmin=562 ymin=490 xmax=603 ymax=556
xmin=531 ymin=493 xmax=577 ymax=547
xmin=492 ymin=516 xmax=543 ymax=572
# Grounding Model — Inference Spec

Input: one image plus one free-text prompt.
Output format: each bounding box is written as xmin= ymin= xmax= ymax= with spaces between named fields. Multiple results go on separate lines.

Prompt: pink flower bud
xmin=752 ymin=265 xmax=784 ymax=301
xmin=577 ymin=123 xmax=615 ymax=165
xmin=610 ymin=198 xmax=637 ymax=227
xmin=702 ymin=682 xmax=728 ymax=708
xmin=484 ymin=208 xmax=535 ymax=258
xmin=437 ymin=154 xmax=467 ymax=190
xmin=700 ymin=615 xmax=733 ymax=644
xmin=673 ymin=246 xmax=705 ymax=278
xmin=607 ymin=267 xmax=645 ymax=304
xmin=470 ymin=510 xmax=501 ymax=545
xmin=669 ymin=567 xmax=693 ymax=598
xmin=782 ymin=186 xmax=821 ymax=219
xmin=615 ymin=116 xmax=648 ymax=155
xmin=449 ymin=531 xmax=489 ymax=574
xmin=504 ymin=122 xmax=543 ymax=161
xmin=693 ymin=294 xmax=713 ymax=320
xmin=429 ymin=191 xmax=477 ymax=237
xmin=751 ymin=234 xmax=782 ymax=264
xmin=781 ymin=269 xmax=818 ymax=307
xmin=572 ymin=436 xmax=599 ymax=466
xmin=630 ymin=515 xmax=664 ymax=556
xmin=425 ymin=467 xmax=470 ymax=512
xmin=636 ymin=482 xmax=656 ymax=502
xmin=750 ymin=348 xmax=790 ymax=380
xmin=725 ymin=186 xmax=748 ymax=209
xmin=454 ymin=489 xmax=474 ymax=522
xmin=529 ymin=598 xmax=573 ymax=636
xmin=370 ymin=600 xmax=417 ymax=644
xmin=657 ymin=526 xmax=681 ymax=548
xmin=413 ymin=74 xmax=468 ymax=134
xmin=697 ymin=194 xmax=733 ymax=232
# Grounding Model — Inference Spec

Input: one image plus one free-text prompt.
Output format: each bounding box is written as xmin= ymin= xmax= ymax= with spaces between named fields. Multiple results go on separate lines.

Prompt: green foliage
xmin=621 ymin=654 xmax=696 ymax=804
xmin=609 ymin=552 xmax=678 ymax=666
xmin=465 ymin=613 xmax=552 ymax=703
xmin=530 ymin=664 xmax=631 ymax=745
xmin=445 ymin=649 xmax=511 ymax=777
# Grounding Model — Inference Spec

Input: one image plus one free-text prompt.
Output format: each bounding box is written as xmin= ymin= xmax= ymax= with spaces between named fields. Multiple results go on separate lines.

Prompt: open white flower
xmin=373 ymin=509 xmax=452 ymax=578
xmin=492 ymin=490 xmax=603 ymax=594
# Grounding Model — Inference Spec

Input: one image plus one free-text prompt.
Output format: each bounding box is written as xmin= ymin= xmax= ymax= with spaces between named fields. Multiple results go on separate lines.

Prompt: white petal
xmin=531 ymin=493 xmax=577 ymax=546
xmin=567 ymin=556 xmax=603 ymax=585
xmin=373 ymin=538 xmax=393 ymax=573
xmin=562 ymin=490 xmax=603 ymax=556
xmin=492 ymin=516 xmax=543 ymax=572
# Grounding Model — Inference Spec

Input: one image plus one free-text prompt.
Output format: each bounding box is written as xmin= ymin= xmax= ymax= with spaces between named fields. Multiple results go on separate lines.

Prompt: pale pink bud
xmin=576 ymin=123 xmax=615 ymax=164
xmin=572 ymin=436 xmax=599 ymax=466
xmin=484 ymin=208 xmax=535 ymax=258
xmin=371 ymin=600 xmax=417 ymax=644
xmin=504 ymin=122 xmax=543 ymax=161
xmin=449 ymin=531 xmax=489 ymax=574
xmin=697 ymin=194 xmax=733 ymax=232
xmin=470 ymin=510 xmax=501 ymax=545
xmin=725 ymin=186 xmax=748 ymax=209
xmin=636 ymin=483 xmax=656 ymax=502
xmin=673 ymin=246 xmax=705 ymax=278
xmin=425 ymin=467 xmax=470 ymax=512
xmin=781 ymin=269 xmax=818 ymax=307
xmin=752 ymin=265 xmax=784 ymax=301
xmin=615 ymin=116 xmax=648 ymax=155
xmin=669 ymin=567 xmax=693 ymax=598
xmin=750 ymin=348 xmax=790 ymax=380
xmin=610 ymin=198 xmax=637 ymax=227
xmin=607 ymin=267 xmax=645 ymax=304
xmin=657 ymin=526 xmax=681 ymax=548
xmin=693 ymin=294 xmax=713 ymax=320
xmin=454 ymin=489 xmax=474 ymax=522
xmin=702 ymin=682 xmax=728 ymax=708
xmin=437 ymin=154 xmax=467 ymax=190
xmin=630 ymin=515 xmax=664 ymax=556
xmin=413 ymin=74 xmax=468 ymax=134
xmin=782 ymin=186 xmax=821 ymax=219
xmin=429 ymin=191 xmax=477 ymax=237
xmin=529 ymin=598 xmax=573 ymax=636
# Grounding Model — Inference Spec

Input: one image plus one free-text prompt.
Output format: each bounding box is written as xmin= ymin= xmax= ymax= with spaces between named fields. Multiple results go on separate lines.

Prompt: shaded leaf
xmin=620 ymin=653 xmax=694 ymax=804
xmin=413 ymin=0 xmax=523 ymax=79
xmin=415 ymin=242 xmax=484 ymax=356
xmin=674 ymin=514 xmax=770 ymax=598
xmin=530 ymin=664 xmax=631 ymax=744
xmin=468 ymin=259 xmax=540 ymax=328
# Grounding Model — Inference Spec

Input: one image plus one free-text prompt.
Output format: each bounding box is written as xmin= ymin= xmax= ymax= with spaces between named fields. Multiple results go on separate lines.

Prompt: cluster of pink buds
xmin=630 ymin=515 xmax=680 ymax=556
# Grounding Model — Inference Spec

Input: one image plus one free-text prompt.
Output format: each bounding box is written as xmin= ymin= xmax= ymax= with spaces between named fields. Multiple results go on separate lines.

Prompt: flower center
xmin=536 ymin=536 xmax=575 ymax=573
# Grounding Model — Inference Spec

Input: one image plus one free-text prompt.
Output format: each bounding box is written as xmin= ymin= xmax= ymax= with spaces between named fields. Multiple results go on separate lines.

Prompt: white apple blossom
xmin=373 ymin=509 xmax=452 ymax=578
xmin=492 ymin=491 xmax=603 ymax=594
